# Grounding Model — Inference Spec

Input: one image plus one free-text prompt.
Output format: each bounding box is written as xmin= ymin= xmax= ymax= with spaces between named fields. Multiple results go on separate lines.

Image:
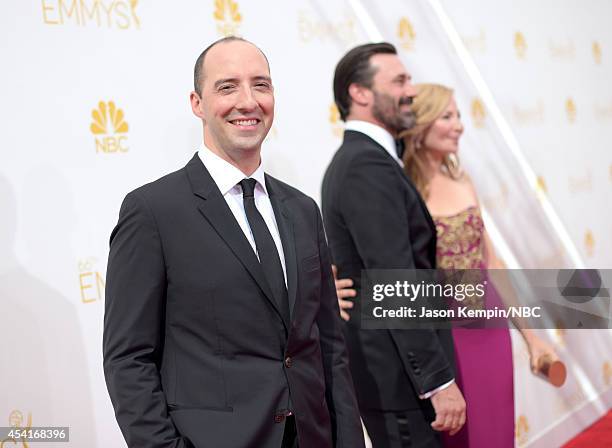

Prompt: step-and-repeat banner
xmin=1 ymin=1 xmax=610 ymax=446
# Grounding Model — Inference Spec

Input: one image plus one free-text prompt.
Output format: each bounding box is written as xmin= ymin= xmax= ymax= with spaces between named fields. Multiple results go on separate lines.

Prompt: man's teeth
xmin=234 ymin=119 xmax=258 ymax=126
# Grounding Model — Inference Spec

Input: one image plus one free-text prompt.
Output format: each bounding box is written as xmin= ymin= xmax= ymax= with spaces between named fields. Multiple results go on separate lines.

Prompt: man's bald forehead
xmin=193 ymin=36 xmax=270 ymax=95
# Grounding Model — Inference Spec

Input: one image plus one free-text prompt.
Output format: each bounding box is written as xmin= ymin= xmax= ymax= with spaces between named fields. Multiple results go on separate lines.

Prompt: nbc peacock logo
xmin=514 ymin=32 xmax=527 ymax=59
xmin=214 ymin=0 xmax=242 ymax=37
xmin=90 ymin=100 xmax=129 ymax=153
xmin=397 ymin=18 xmax=416 ymax=51
xmin=470 ymin=98 xmax=486 ymax=128
xmin=329 ymin=103 xmax=343 ymax=138
xmin=515 ymin=415 xmax=529 ymax=446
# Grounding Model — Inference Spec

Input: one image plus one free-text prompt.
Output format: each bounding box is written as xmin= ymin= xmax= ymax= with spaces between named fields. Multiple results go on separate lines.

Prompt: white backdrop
xmin=0 ymin=1 xmax=610 ymax=446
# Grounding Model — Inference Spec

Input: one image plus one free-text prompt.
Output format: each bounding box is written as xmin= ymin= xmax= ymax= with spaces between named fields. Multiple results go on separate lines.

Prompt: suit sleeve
xmin=103 ymin=191 xmax=191 ymax=448
xmin=339 ymin=151 xmax=454 ymax=394
xmin=314 ymin=201 xmax=365 ymax=448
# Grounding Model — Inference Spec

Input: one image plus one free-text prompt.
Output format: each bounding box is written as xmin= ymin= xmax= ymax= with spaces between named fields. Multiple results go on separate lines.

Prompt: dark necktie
xmin=395 ymin=138 xmax=406 ymax=159
xmin=239 ymin=178 xmax=290 ymax=324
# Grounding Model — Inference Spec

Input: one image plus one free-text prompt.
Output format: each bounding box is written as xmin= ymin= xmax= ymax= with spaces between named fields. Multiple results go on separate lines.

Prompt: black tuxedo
xmin=103 ymin=154 xmax=364 ymax=448
xmin=321 ymin=131 xmax=455 ymax=442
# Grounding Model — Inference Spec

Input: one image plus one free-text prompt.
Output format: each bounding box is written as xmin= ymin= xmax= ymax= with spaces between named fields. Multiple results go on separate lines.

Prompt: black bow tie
xmin=395 ymin=139 xmax=405 ymax=159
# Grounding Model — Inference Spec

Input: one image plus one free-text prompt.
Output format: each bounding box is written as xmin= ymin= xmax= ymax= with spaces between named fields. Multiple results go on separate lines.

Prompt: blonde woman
xmin=336 ymin=83 xmax=557 ymax=447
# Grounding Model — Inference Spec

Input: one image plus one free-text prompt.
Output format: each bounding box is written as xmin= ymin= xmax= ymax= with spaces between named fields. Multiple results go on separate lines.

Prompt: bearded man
xmin=321 ymin=42 xmax=465 ymax=448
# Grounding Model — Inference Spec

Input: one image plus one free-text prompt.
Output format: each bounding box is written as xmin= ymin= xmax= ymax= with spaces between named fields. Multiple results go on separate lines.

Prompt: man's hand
xmin=430 ymin=383 xmax=466 ymax=436
xmin=332 ymin=264 xmax=356 ymax=321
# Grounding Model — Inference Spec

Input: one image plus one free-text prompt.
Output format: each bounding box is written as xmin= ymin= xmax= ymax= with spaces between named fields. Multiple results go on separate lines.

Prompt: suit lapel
xmin=185 ymin=154 xmax=287 ymax=326
xmin=400 ymin=172 xmax=437 ymax=232
xmin=266 ymin=175 xmax=298 ymax=319
xmin=347 ymin=131 xmax=437 ymax=232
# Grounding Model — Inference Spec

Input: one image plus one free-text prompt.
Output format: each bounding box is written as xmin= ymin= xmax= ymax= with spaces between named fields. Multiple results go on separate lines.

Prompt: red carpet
xmin=563 ymin=411 xmax=612 ymax=447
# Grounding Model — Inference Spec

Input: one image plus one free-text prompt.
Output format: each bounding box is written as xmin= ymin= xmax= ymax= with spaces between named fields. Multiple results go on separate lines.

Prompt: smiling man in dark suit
xmin=322 ymin=43 xmax=466 ymax=447
xmin=103 ymin=36 xmax=364 ymax=448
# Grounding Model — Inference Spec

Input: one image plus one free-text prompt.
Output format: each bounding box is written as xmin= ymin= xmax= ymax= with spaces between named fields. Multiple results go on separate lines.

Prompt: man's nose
xmin=404 ymin=82 xmax=417 ymax=99
xmin=236 ymin=85 xmax=257 ymax=111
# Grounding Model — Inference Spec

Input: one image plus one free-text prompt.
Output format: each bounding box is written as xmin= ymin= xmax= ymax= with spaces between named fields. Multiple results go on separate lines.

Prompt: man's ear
xmin=348 ymin=83 xmax=371 ymax=107
xmin=190 ymin=91 xmax=205 ymax=119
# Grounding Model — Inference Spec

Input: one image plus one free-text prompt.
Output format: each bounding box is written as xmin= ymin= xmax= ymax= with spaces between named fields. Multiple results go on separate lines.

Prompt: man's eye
xmin=219 ymin=85 xmax=234 ymax=91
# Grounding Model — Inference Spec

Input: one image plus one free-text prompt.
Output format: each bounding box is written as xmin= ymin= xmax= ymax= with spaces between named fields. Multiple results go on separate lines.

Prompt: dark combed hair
xmin=193 ymin=36 xmax=270 ymax=96
xmin=333 ymin=42 xmax=397 ymax=121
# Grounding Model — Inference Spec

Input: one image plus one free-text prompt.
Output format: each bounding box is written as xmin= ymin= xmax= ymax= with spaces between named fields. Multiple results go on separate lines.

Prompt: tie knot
xmin=239 ymin=178 xmax=257 ymax=198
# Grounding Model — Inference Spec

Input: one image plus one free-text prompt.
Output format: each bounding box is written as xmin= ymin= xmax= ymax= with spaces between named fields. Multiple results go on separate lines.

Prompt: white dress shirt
xmin=198 ymin=147 xmax=287 ymax=285
xmin=345 ymin=120 xmax=403 ymax=167
xmin=344 ymin=121 xmax=454 ymax=399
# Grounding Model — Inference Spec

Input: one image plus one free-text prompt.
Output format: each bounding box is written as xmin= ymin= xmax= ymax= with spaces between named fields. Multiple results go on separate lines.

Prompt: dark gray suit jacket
xmin=321 ymin=130 xmax=455 ymax=412
xmin=103 ymin=153 xmax=364 ymax=448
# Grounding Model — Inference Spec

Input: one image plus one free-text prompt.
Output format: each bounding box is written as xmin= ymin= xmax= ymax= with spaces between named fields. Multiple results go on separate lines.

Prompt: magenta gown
xmin=435 ymin=206 xmax=515 ymax=448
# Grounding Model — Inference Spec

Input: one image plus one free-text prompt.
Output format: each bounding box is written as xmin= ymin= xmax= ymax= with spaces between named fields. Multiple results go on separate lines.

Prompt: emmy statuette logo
xmin=604 ymin=361 xmax=612 ymax=387
xmin=584 ymin=230 xmax=594 ymax=257
xmin=470 ymin=98 xmax=486 ymax=128
xmin=593 ymin=41 xmax=602 ymax=64
xmin=514 ymin=32 xmax=527 ymax=59
xmin=1 ymin=410 xmax=33 ymax=448
xmin=536 ymin=176 xmax=547 ymax=194
xmin=566 ymin=98 xmax=577 ymax=123
xmin=554 ymin=320 xmax=567 ymax=348
xmin=515 ymin=415 xmax=529 ymax=446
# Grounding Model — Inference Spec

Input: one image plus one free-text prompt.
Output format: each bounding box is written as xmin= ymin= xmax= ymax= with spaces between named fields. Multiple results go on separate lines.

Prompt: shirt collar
xmin=198 ymin=145 xmax=268 ymax=196
xmin=344 ymin=120 xmax=402 ymax=166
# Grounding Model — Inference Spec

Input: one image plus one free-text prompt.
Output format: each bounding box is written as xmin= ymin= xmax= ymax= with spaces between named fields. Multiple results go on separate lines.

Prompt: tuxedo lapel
xmin=266 ymin=176 xmax=298 ymax=319
xmin=399 ymin=172 xmax=437 ymax=232
xmin=185 ymin=154 xmax=288 ymax=328
xmin=347 ymin=131 xmax=437 ymax=233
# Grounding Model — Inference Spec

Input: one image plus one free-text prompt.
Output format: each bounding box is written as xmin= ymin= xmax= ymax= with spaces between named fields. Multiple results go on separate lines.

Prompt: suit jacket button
xmin=284 ymin=356 xmax=293 ymax=368
xmin=274 ymin=413 xmax=285 ymax=423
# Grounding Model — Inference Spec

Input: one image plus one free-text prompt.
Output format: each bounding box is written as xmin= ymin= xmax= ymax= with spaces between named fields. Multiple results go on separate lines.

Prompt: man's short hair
xmin=333 ymin=42 xmax=397 ymax=121
xmin=193 ymin=36 xmax=270 ymax=96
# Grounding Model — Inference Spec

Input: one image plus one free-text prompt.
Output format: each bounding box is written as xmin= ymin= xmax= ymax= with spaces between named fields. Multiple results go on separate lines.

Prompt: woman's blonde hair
xmin=400 ymin=83 xmax=463 ymax=198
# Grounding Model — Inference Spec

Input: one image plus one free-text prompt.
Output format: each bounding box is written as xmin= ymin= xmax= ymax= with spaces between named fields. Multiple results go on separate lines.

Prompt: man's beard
xmin=372 ymin=90 xmax=416 ymax=135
